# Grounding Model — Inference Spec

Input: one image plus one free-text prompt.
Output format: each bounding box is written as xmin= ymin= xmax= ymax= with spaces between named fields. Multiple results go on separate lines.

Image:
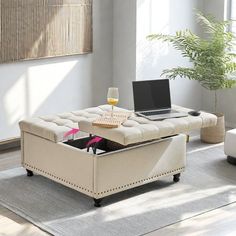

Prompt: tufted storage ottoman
xmin=79 ymin=105 xmax=217 ymax=145
xmin=19 ymin=105 xmax=217 ymax=207
xmin=225 ymin=129 xmax=236 ymax=165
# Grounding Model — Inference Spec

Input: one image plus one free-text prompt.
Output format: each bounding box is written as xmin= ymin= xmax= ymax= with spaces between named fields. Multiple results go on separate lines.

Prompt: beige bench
xmin=19 ymin=105 xmax=217 ymax=207
xmin=224 ymin=129 xmax=236 ymax=165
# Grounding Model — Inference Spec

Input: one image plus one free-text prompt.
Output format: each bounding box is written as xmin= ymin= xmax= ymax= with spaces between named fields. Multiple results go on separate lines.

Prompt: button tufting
xmin=20 ymin=105 xmax=216 ymax=144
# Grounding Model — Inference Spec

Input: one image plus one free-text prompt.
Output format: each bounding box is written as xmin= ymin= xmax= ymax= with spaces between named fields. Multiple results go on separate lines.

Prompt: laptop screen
xmin=132 ymin=79 xmax=171 ymax=112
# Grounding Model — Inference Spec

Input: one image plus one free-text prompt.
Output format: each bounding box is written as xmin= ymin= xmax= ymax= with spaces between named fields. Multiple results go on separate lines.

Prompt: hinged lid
xmin=79 ymin=105 xmax=217 ymax=145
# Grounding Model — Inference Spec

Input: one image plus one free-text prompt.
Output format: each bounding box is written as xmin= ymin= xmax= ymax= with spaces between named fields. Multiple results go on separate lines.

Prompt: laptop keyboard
xmin=141 ymin=110 xmax=177 ymax=116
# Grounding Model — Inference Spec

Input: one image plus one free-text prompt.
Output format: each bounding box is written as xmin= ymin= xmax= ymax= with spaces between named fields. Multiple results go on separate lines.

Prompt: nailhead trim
xmin=24 ymin=163 xmax=184 ymax=196
xmin=96 ymin=167 xmax=185 ymax=196
xmin=24 ymin=163 xmax=93 ymax=194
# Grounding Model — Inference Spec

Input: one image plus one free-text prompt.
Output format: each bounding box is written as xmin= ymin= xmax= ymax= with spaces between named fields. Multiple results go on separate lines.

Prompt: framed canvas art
xmin=0 ymin=0 xmax=92 ymax=63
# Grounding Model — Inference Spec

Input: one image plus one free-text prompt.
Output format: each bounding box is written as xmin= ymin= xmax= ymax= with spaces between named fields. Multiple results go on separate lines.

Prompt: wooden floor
xmin=0 ymin=148 xmax=49 ymax=236
xmin=1 ymin=147 xmax=236 ymax=236
xmin=0 ymin=204 xmax=48 ymax=236
xmin=146 ymin=202 xmax=236 ymax=236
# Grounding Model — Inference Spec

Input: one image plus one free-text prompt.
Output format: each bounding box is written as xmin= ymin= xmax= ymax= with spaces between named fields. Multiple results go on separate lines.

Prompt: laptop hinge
xmin=137 ymin=108 xmax=171 ymax=113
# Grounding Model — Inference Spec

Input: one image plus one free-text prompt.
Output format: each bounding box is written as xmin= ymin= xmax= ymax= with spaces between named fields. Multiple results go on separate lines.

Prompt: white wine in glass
xmin=107 ymin=87 xmax=119 ymax=117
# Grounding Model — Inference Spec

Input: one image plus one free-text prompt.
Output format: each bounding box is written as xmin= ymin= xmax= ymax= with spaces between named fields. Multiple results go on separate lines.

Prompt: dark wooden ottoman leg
xmin=227 ymin=156 xmax=236 ymax=165
xmin=94 ymin=198 xmax=103 ymax=207
xmin=173 ymin=173 xmax=181 ymax=182
xmin=26 ymin=169 xmax=34 ymax=177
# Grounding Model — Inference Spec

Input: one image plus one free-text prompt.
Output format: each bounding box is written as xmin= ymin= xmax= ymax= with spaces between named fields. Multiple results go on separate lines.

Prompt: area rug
xmin=0 ymin=139 xmax=236 ymax=236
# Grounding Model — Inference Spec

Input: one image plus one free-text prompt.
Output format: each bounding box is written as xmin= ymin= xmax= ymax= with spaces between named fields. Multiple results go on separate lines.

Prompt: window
xmin=230 ymin=0 xmax=236 ymax=35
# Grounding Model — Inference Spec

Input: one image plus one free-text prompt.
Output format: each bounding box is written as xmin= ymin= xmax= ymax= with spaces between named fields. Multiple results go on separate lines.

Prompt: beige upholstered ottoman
xmin=19 ymin=105 xmax=217 ymax=207
xmin=224 ymin=129 xmax=236 ymax=165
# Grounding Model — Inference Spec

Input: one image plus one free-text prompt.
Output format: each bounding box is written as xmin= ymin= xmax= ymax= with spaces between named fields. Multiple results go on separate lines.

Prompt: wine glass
xmin=107 ymin=87 xmax=119 ymax=117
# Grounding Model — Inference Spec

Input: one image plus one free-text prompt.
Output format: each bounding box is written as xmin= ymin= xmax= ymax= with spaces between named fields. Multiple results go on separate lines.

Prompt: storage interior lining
xmin=63 ymin=136 xmax=160 ymax=155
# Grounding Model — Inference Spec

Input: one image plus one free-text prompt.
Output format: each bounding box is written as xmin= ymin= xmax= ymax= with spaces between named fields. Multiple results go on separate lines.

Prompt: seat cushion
xmin=19 ymin=107 xmax=107 ymax=142
xmin=79 ymin=105 xmax=217 ymax=145
xmin=19 ymin=105 xmax=217 ymax=145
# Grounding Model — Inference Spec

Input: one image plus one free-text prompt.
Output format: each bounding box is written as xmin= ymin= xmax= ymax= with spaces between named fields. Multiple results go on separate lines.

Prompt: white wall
xmin=201 ymin=0 xmax=236 ymax=127
xmin=0 ymin=0 xmax=113 ymax=140
xmin=113 ymin=0 xmax=137 ymax=109
xmin=3 ymin=0 xmax=228 ymax=140
xmin=202 ymin=0 xmax=225 ymax=20
xmin=136 ymin=0 xmax=203 ymax=110
xmin=92 ymin=0 xmax=113 ymax=107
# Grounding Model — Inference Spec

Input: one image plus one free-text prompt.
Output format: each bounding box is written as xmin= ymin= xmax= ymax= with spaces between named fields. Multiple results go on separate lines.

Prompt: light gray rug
xmin=0 ymin=139 xmax=236 ymax=236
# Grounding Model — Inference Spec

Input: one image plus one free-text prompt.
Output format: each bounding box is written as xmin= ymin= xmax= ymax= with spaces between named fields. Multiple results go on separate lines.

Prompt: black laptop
xmin=132 ymin=79 xmax=187 ymax=121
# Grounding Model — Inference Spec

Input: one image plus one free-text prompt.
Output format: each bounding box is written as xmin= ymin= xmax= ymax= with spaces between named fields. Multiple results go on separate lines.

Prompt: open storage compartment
xmin=63 ymin=135 xmax=162 ymax=155
xmin=63 ymin=136 xmax=126 ymax=155
xmin=63 ymin=137 xmax=106 ymax=154
xmin=22 ymin=131 xmax=186 ymax=203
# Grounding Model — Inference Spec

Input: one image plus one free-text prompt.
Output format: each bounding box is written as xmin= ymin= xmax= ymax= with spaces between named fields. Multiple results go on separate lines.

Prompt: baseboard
xmin=0 ymin=137 xmax=20 ymax=151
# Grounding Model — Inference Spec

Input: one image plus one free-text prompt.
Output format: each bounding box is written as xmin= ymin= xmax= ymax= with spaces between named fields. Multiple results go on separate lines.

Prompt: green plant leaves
xmin=147 ymin=11 xmax=236 ymax=91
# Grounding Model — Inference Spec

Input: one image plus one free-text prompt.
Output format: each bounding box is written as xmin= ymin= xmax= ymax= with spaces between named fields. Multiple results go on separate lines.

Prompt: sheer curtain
xmin=231 ymin=0 xmax=236 ymax=35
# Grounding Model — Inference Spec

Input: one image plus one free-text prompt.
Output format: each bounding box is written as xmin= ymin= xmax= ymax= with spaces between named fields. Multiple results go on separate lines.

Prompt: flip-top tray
xmin=78 ymin=105 xmax=217 ymax=145
xmin=19 ymin=104 xmax=217 ymax=145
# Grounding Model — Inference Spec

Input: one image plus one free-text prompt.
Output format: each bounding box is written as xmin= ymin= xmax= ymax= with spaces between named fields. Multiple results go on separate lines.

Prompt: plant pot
xmin=200 ymin=113 xmax=225 ymax=144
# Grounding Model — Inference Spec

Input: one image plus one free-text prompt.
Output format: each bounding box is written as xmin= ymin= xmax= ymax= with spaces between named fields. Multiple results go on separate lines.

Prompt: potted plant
xmin=147 ymin=11 xmax=236 ymax=143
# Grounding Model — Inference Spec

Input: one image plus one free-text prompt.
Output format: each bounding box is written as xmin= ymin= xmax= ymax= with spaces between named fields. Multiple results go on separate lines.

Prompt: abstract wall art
xmin=0 ymin=0 xmax=92 ymax=63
